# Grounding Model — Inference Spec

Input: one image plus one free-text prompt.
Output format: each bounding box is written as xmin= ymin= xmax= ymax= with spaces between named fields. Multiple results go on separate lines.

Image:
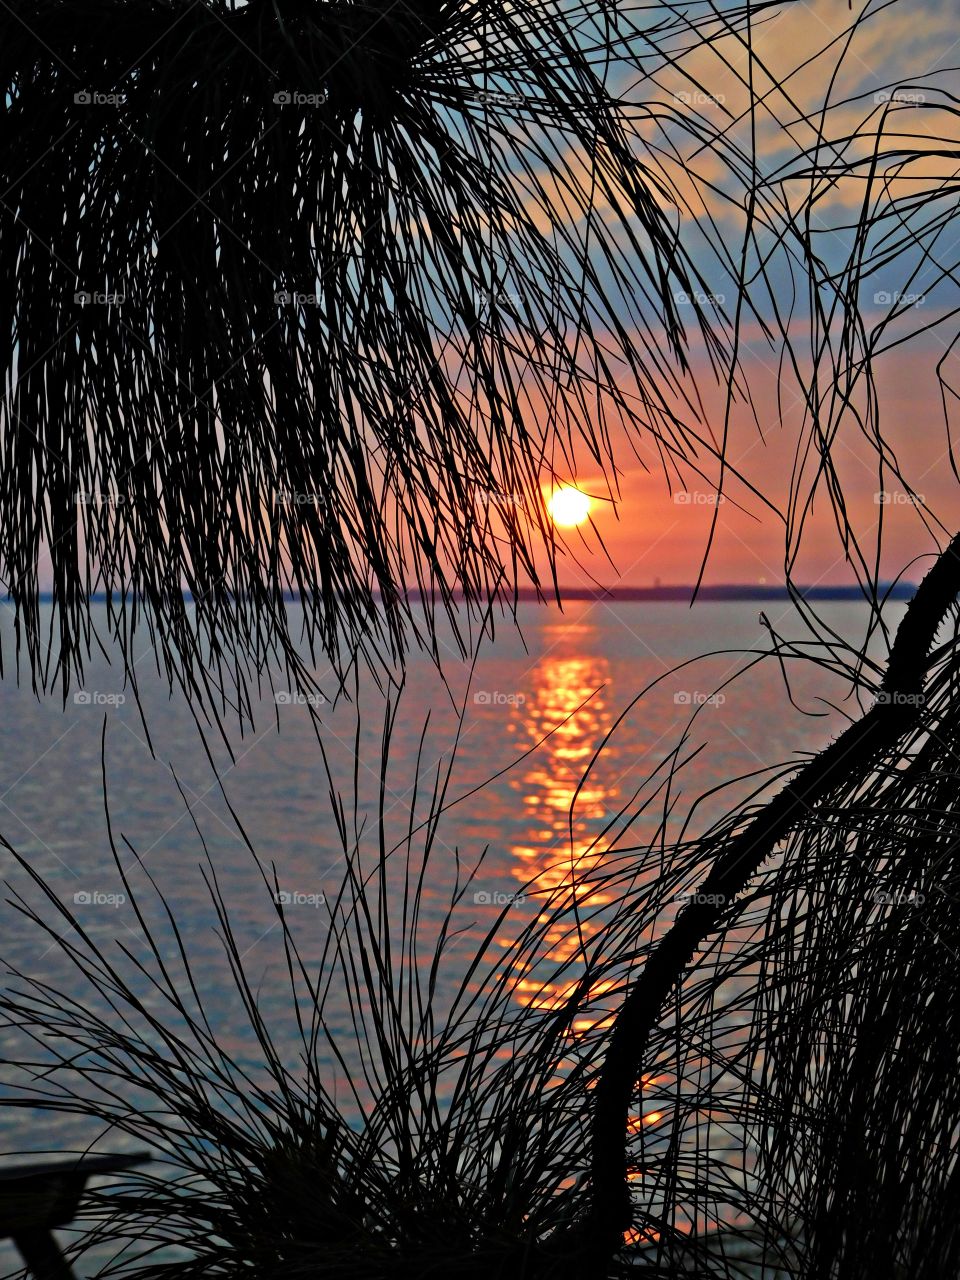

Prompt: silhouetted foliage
xmin=0 ymin=0 xmax=763 ymax=711
xmin=1 ymin=0 xmax=959 ymax=1277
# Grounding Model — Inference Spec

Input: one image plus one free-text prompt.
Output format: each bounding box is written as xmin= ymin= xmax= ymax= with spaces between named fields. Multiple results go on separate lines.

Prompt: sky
xmin=13 ymin=0 xmax=960 ymax=601
xmin=546 ymin=334 xmax=955 ymax=590
xmin=538 ymin=0 xmax=960 ymax=590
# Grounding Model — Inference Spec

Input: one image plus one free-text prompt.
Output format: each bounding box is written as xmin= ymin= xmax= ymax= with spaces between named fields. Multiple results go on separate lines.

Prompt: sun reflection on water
xmin=496 ymin=619 xmax=624 ymax=1034
xmin=473 ymin=608 xmax=670 ymax=1179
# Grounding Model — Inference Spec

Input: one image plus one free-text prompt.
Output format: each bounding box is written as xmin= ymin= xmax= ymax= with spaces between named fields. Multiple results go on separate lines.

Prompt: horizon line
xmin=14 ymin=582 xmax=918 ymax=604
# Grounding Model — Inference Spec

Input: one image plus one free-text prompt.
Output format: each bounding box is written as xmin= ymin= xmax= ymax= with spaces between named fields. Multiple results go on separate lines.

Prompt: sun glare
xmin=547 ymin=487 xmax=591 ymax=527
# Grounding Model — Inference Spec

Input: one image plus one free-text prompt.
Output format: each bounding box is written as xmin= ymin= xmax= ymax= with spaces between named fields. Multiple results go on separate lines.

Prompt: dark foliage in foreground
xmin=0 ymin=1 xmax=959 ymax=1277
xmin=581 ymin=533 xmax=960 ymax=1277
xmin=2 ymin=557 xmax=960 ymax=1278
xmin=0 ymin=0 xmax=758 ymax=708
xmin=1 ymin=0 xmax=955 ymax=724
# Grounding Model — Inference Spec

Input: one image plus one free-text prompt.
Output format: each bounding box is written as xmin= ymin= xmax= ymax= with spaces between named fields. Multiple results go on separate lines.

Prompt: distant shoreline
xmin=19 ymin=583 xmax=917 ymax=604
xmin=508 ymin=583 xmax=917 ymax=602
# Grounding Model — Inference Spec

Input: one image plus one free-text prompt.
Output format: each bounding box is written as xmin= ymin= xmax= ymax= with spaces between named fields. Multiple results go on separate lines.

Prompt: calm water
xmin=0 ymin=598 xmax=896 ymax=1274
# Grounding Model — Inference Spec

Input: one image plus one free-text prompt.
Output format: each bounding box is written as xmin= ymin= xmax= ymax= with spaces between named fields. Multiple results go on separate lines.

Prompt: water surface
xmin=0 ymin=598 xmax=894 ymax=1274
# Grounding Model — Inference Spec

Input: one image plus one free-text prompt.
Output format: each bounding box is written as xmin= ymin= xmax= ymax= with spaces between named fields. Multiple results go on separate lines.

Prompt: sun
xmin=547 ymin=486 xmax=592 ymax=527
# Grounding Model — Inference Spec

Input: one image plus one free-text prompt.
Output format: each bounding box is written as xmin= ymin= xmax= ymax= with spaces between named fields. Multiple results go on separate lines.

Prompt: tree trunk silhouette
xmin=577 ymin=532 xmax=960 ymax=1276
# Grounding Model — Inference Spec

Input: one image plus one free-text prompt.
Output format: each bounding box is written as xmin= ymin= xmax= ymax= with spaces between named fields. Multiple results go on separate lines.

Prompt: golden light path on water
xmin=492 ymin=616 xmax=668 ymax=1237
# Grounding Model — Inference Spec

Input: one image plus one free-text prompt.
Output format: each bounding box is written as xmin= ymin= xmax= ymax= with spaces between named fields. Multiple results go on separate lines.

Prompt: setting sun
xmin=547 ymin=487 xmax=591 ymax=527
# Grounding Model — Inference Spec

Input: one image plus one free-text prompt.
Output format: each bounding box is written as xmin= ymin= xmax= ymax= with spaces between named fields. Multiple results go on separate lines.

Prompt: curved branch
xmin=583 ymin=531 xmax=960 ymax=1272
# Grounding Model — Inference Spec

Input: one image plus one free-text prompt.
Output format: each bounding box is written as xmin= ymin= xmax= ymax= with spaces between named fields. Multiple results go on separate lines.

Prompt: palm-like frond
xmin=3 ymin=4 xmax=960 ymax=1278
xmin=575 ymin=534 xmax=960 ymax=1277
xmin=0 ymin=696 xmax=683 ymax=1279
xmin=0 ymin=0 xmax=762 ymax=709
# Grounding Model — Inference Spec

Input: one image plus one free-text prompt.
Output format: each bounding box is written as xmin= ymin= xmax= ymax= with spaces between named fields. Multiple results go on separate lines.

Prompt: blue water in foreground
xmin=0 ymin=599 xmax=899 ymax=1275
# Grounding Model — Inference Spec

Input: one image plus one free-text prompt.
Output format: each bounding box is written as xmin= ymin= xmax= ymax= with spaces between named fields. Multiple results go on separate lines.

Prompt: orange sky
xmin=541 ymin=335 xmax=955 ymax=589
xmin=530 ymin=0 xmax=960 ymax=590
